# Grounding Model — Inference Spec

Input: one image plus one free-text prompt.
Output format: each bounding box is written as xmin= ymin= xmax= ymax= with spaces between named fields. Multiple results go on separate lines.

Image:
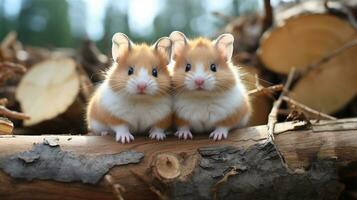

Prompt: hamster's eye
xmin=210 ymin=64 xmax=217 ymax=72
xmin=185 ymin=63 xmax=191 ymax=72
xmin=152 ymin=68 xmax=158 ymax=77
xmin=128 ymin=67 xmax=134 ymax=75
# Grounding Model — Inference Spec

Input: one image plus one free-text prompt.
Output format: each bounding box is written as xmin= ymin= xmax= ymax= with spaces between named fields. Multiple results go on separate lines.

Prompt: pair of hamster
xmin=86 ymin=31 xmax=251 ymax=143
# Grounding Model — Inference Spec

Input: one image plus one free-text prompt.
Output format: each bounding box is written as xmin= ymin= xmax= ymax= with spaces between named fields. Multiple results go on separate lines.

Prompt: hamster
xmin=86 ymin=33 xmax=172 ymax=143
xmin=169 ymin=31 xmax=251 ymax=141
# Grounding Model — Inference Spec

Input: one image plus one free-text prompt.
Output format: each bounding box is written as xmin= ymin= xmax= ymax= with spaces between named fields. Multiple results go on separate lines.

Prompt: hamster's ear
xmin=169 ymin=31 xmax=188 ymax=60
xmin=112 ymin=33 xmax=132 ymax=61
xmin=213 ymin=33 xmax=234 ymax=61
xmin=153 ymin=37 xmax=172 ymax=64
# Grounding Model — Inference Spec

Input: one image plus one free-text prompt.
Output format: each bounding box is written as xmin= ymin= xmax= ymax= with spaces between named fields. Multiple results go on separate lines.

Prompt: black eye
xmin=128 ymin=67 xmax=134 ymax=75
xmin=152 ymin=68 xmax=158 ymax=77
xmin=210 ymin=64 xmax=217 ymax=72
xmin=185 ymin=63 xmax=191 ymax=72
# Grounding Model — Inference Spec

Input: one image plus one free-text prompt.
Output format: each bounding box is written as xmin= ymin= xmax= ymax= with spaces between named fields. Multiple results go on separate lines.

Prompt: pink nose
xmin=194 ymin=78 xmax=205 ymax=86
xmin=137 ymin=83 xmax=147 ymax=92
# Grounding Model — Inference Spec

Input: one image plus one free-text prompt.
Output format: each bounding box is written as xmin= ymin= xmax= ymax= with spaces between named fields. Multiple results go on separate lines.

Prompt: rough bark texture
xmin=0 ymin=118 xmax=356 ymax=200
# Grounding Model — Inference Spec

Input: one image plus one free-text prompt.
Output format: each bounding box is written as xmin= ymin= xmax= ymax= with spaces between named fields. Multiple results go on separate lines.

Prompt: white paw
xmin=175 ymin=127 xmax=193 ymax=140
xmin=112 ymin=125 xmax=134 ymax=144
xmin=149 ymin=128 xmax=166 ymax=141
xmin=209 ymin=127 xmax=229 ymax=141
xmin=115 ymin=131 xmax=134 ymax=144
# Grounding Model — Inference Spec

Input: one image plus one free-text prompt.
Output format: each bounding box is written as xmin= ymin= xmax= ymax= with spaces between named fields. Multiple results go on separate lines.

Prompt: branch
xmin=282 ymin=96 xmax=336 ymax=120
xmin=267 ymin=68 xmax=296 ymax=140
xmin=0 ymin=105 xmax=30 ymax=120
xmin=266 ymin=68 xmax=296 ymax=168
xmin=248 ymin=84 xmax=283 ymax=96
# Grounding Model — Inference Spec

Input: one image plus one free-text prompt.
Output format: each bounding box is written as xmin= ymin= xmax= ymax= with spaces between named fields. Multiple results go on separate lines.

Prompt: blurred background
xmin=0 ymin=0 xmax=274 ymax=52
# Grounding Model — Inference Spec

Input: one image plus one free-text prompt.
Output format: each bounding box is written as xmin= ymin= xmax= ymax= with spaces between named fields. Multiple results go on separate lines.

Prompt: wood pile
xmin=219 ymin=0 xmax=357 ymax=123
xmin=0 ymin=0 xmax=357 ymax=199
xmin=0 ymin=32 xmax=109 ymax=135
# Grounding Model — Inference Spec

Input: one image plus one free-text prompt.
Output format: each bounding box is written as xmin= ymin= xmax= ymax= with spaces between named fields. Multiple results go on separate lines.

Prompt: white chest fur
xmin=99 ymin=82 xmax=171 ymax=133
xmin=174 ymin=85 xmax=246 ymax=132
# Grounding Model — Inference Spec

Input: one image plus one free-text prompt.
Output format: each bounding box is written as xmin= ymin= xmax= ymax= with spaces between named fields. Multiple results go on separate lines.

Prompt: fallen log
xmin=0 ymin=118 xmax=356 ymax=200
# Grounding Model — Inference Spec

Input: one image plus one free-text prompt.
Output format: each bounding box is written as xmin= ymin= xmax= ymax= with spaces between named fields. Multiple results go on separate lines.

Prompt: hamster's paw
xmin=209 ymin=127 xmax=229 ymax=141
xmin=175 ymin=127 xmax=193 ymax=140
xmin=115 ymin=131 xmax=134 ymax=144
xmin=149 ymin=128 xmax=166 ymax=141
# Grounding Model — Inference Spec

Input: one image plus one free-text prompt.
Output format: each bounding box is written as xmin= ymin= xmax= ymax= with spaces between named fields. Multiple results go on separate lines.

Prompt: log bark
xmin=0 ymin=118 xmax=356 ymax=200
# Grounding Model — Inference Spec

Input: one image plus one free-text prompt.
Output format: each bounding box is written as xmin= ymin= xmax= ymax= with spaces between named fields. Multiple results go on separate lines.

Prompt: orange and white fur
xmin=86 ymin=33 xmax=172 ymax=143
xmin=170 ymin=31 xmax=251 ymax=141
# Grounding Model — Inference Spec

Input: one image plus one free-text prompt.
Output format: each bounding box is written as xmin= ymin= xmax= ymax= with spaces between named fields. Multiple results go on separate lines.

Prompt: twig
xmin=248 ymin=84 xmax=283 ymax=96
xmin=266 ymin=68 xmax=295 ymax=169
xmin=104 ymin=174 xmax=126 ymax=200
xmin=282 ymin=96 xmax=336 ymax=120
xmin=277 ymin=109 xmax=291 ymax=115
xmin=0 ymin=105 xmax=30 ymax=120
xmin=268 ymin=68 xmax=296 ymax=140
xmin=299 ymin=39 xmax=357 ymax=76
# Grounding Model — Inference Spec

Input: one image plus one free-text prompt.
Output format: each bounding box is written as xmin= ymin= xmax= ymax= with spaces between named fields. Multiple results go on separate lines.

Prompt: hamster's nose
xmin=194 ymin=78 xmax=205 ymax=86
xmin=137 ymin=83 xmax=147 ymax=92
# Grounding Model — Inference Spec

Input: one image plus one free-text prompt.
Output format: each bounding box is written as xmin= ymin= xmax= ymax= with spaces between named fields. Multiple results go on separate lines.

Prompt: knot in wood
xmin=154 ymin=153 xmax=181 ymax=180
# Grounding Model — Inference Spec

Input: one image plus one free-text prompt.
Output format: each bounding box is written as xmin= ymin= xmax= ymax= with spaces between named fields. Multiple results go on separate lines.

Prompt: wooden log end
xmin=153 ymin=154 xmax=181 ymax=180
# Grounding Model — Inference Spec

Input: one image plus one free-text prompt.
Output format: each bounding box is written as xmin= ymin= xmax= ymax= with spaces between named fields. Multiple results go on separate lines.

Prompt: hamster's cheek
xmin=203 ymin=76 xmax=216 ymax=91
xmin=125 ymin=77 xmax=137 ymax=94
xmin=145 ymin=78 xmax=159 ymax=95
xmin=184 ymin=75 xmax=196 ymax=90
xmin=108 ymin=73 xmax=129 ymax=93
xmin=214 ymin=70 xmax=236 ymax=91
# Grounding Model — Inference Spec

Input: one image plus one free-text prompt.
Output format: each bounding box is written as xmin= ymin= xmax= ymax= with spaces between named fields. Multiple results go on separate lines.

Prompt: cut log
xmin=15 ymin=57 xmax=88 ymax=133
xmin=290 ymin=41 xmax=357 ymax=114
xmin=259 ymin=13 xmax=357 ymax=114
xmin=259 ymin=14 xmax=357 ymax=74
xmin=0 ymin=118 xmax=13 ymax=135
xmin=0 ymin=118 xmax=356 ymax=200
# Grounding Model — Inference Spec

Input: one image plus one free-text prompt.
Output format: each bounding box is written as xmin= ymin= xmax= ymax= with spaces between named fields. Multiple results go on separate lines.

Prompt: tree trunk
xmin=0 ymin=118 xmax=356 ymax=200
